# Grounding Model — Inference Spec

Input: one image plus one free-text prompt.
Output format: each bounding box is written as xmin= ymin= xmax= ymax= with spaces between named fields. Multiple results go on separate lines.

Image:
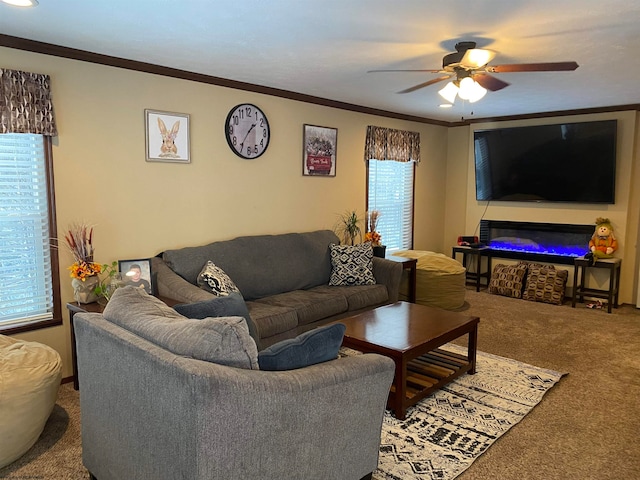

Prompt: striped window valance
xmin=364 ymin=125 xmax=420 ymax=163
xmin=0 ymin=69 xmax=57 ymax=136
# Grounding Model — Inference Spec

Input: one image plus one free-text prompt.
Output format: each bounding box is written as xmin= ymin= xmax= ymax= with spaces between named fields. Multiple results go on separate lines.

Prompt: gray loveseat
xmin=152 ymin=230 xmax=403 ymax=349
xmin=74 ymin=287 xmax=395 ymax=480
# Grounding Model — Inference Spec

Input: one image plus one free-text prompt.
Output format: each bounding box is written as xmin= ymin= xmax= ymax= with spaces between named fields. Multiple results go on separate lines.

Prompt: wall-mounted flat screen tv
xmin=474 ymin=119 xmax=617 ymax=203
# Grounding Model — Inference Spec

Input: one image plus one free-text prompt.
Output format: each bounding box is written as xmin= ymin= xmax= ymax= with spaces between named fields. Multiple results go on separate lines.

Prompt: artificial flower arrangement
xmin=64 ymin=223 xmax=101 ymax=281
xmin=364 ymin=210 xmax=382 ymax=246
xmin=64 ymin=223 xmax=122 ymax=303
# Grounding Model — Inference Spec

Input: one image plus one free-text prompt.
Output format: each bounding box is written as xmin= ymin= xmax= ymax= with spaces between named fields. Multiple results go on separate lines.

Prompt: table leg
xmin=607 ymin=264 xmax=618 ymax=313
xmin=408 ymin=264 xmax=417 ymax=303
xmin=572 ymin=264 xmax=579 ymax=308
xmin=614 ymin=263 xmax=621 ymax=309
xmin=393 ymin=358 xmax=407 ymax=420
xmin=579 ymin=264 xmax=587 ymax=303
xmin=69 ymin=310 xmax=79 ymax=391
xmin=468 ymin=323 xmax=478 ymax=375
xmin=475 ymin=252 xmax=481 ymax=292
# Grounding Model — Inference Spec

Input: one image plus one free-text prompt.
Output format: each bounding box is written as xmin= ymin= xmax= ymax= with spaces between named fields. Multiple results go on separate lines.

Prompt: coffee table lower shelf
xmin=389 ymin=348 xmax=472 ymax=412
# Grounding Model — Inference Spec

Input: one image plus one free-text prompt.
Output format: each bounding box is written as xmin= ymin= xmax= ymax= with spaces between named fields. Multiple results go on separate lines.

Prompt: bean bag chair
xmin=395 ymin=250 xmax=466 ymax=310
xmin=0 ymin=335 xmax=62 ymax=468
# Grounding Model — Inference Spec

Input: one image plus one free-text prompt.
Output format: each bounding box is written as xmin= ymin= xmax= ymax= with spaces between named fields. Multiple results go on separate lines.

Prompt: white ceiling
xmin=2 ymin=0 xmax=640 ymax=123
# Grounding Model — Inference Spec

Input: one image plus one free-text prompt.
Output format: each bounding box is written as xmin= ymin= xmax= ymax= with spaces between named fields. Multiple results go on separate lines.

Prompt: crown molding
xmin=1 ymin=34 xmax=638 ymax=127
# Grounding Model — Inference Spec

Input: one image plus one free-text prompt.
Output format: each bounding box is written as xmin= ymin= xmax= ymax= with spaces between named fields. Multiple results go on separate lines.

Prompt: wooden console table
xmin=67 ymin=295 xmax=178 ymax=390
xmin=571 ymin=256 xmax=621 ymax=313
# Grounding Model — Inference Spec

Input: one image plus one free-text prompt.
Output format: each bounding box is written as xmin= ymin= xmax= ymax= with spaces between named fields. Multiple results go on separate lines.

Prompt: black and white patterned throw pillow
xmin=197 ymin=260 xmax=240 ymax=297
xmin=329 ymin=243 xmax=376 ymax=286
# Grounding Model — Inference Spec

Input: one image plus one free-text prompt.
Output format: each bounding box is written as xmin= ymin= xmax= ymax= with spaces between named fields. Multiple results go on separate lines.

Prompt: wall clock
xmin=224 ymin=103 xmax=271 ymax=159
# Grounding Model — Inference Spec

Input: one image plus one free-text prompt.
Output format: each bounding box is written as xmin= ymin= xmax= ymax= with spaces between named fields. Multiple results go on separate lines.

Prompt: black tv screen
xmin=474 ymin=120 xmax=617 ymax=203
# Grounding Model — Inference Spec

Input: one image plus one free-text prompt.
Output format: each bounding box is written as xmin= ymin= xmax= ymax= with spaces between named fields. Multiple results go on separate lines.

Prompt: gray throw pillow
xmin=174 ymin=292 xmax=261 ymax=350
xmin=258 ymin=323 xmax=346 ymax=371
xmin=103 ymin=286 xmax=258 ymax=369
xmin=328 ymin=243 xmax=376 ymax=286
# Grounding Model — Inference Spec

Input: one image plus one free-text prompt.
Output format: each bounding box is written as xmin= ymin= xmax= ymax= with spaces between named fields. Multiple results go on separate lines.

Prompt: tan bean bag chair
xmin=0 ymin=335 xmax=62 ymax=468
xmin=395 ymin=250 xmax=467 ymax=310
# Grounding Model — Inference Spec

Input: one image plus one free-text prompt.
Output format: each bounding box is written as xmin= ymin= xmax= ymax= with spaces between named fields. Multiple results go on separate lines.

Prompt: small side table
xmin=67 ymin=295 xmax=179 ymax=390
xmin=451 ymin=246 xmax=492 ymax=292
xmin=386 ymin=255 xmax=417 ymax=303
xmin=571 ymin=256 xmax=621 ymax=313
xmin=67 ymin=301 xmax=103 ymax=391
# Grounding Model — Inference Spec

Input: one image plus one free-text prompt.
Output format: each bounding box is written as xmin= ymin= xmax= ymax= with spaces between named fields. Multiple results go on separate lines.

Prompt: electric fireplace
xmin=479 ymin=220 xmax=593 ymax=265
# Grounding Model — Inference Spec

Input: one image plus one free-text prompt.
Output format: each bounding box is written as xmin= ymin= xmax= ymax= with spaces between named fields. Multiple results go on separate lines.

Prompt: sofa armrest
xmin=372 ymin=256 xmax=403 ymax=303
xmin=151 ymin=256 xmax=214 ymax=303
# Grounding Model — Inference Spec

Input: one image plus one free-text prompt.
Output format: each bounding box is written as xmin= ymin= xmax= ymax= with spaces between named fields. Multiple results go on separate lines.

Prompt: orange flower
xmin=68 ymin=261 xmax=102 ymax=281
xmin=364 ymin=231 xmax=382 ymax=246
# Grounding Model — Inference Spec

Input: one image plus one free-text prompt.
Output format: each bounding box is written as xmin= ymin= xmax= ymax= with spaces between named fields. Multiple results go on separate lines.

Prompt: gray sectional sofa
xmin=152 ymin=230 xmax=403 ymax=349
xmin=74 ymin=287 xmax=396 ymax=480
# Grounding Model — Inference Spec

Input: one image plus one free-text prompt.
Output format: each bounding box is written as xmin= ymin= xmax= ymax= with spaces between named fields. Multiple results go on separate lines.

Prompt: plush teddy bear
xmin=588 ymin=217 xmax=618 ymax=259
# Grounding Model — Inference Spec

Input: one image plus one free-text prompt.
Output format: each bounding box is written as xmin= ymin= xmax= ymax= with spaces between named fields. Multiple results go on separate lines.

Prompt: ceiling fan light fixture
xmin=462 ymin=48 xmax=495 ymax=68
xmin=438 ymin=82 xmax=459 ymax=104
xmin=456 ymin=77 xmax=475 ymax=100
xmin=457 ymin=77 xmax=487 ymax=102
xmin=1 ymin=0 xmax=38 ymax=6
xmin=467 ymin=82 xmax=487 ymax=103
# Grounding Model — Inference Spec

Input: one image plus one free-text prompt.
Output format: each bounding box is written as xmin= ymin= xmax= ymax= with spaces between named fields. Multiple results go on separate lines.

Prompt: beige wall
xmin=2 ymin=46 xmax=448 ymax=378
xmin=445 ymin=112 xmax=640 ymax=304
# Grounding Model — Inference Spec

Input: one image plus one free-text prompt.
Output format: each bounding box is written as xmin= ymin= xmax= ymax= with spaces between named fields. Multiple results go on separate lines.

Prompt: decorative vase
xmin=372 ymin=245 xmax=387 ymax=258
xmin=71 ymin=275 xmax=100 ymax=304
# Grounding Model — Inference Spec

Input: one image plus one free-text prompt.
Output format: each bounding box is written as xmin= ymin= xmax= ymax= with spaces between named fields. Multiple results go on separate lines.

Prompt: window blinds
xmin=367 ymin=159 xmax=414 ymax=253
xmin=0 ymin=134 xmax=54 ymax=325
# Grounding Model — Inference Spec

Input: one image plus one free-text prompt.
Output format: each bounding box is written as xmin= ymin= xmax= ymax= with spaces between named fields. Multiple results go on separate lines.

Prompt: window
xmin=0 ymin=134 xmax=61 ymax=332
xmin=367 ymin=159 xmax=414 ymax=253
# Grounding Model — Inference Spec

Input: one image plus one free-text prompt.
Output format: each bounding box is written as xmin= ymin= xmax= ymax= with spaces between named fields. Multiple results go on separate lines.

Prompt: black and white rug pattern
xmin=372 ymin=344 xmax=565 ymax=480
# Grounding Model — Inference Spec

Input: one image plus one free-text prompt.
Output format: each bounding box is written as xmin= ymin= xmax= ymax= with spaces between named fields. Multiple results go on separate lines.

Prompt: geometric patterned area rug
xmin=371 ymin=344 xmax=566 ymax=480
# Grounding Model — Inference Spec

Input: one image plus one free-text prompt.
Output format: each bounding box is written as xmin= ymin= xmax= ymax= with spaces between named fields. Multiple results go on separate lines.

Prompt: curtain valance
xmin=364 ymin=125 xmax=420 ymax=164
xmin=0 ymin=68 xmax=57 ymax=136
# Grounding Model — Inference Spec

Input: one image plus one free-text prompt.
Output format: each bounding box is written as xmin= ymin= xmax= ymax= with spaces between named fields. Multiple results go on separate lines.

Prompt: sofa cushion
xmin=522 ymin=267 xmax=568 ymax=305
xmin=173 ymin=292 xmax=260 ymax=348
xmin=103 ymin=286 xmax=258 ymax=369
xmin=196 ymin=261 xmax=240 ymax=296
xmin=257 ymin=323 xmax=346 ymax=371
xmin=329 ymin=243 xmax=376 ymax=286
xmin=309 ymin=284 xmax=388 ymax=311
xmin=254 ymin=290 xmax=348 ymax=326
xmin=488 ymin=263 xmax=528 ymax=298
xmin=245 ymin=301 xmax=299 ymax=339
xmin=163 ymin=230 xmax=339 ymax=300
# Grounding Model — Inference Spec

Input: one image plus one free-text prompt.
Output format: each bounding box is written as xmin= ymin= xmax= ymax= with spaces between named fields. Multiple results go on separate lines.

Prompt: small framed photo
xmin=145 ymin=109 xmax=190 ymax=163
xmin=118 ymin=259 xmax=153 ymax=295
xmin=303 ymin=124 xmax=337 ymax=177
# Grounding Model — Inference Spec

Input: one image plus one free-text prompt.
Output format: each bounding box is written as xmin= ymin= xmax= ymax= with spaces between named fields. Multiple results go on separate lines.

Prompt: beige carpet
xmin=1 ymin=289 xmax=639 ymax=479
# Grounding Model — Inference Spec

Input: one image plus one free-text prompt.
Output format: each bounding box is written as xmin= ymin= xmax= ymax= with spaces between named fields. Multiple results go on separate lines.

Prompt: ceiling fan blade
xmin=486 ymin=61 xmax=579 ymax=73
xmin=473 ymin=73 xmax=510 ymax=91
xmin=460 ymin=48 xmax=496 ymax=69
xmin=368 ymin=69 xmax=442 ymax=73
xmin=398 ymin=75 xmax=451 ymax=94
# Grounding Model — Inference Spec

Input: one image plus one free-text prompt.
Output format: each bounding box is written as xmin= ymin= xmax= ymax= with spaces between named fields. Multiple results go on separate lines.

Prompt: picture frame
xmin=145 ymin=109 xmax=191 ymax=163
xmin=302 ymin=124 xmax=337 ymax=176
xmin=118 ymin=259 xmax=154 ymax=295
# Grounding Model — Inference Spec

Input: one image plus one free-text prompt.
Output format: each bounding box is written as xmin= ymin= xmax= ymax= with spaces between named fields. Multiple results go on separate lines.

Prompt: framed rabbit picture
xmin=145 ymin=109 xmax=191 ymax=163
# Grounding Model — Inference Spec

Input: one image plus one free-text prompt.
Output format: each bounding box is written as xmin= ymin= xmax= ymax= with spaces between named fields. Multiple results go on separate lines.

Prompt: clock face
xmin=225 ymin=103 xmax=270 ymax=159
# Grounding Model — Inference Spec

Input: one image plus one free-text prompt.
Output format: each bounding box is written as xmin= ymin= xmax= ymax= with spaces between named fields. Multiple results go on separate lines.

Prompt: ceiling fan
xmin=369 ymin=41 xmax=579 ymax=103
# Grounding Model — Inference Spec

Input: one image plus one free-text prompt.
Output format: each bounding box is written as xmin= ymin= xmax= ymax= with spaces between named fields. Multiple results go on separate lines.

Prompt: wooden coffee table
xmin=339 ymin=301 xmax=479 ymax=420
